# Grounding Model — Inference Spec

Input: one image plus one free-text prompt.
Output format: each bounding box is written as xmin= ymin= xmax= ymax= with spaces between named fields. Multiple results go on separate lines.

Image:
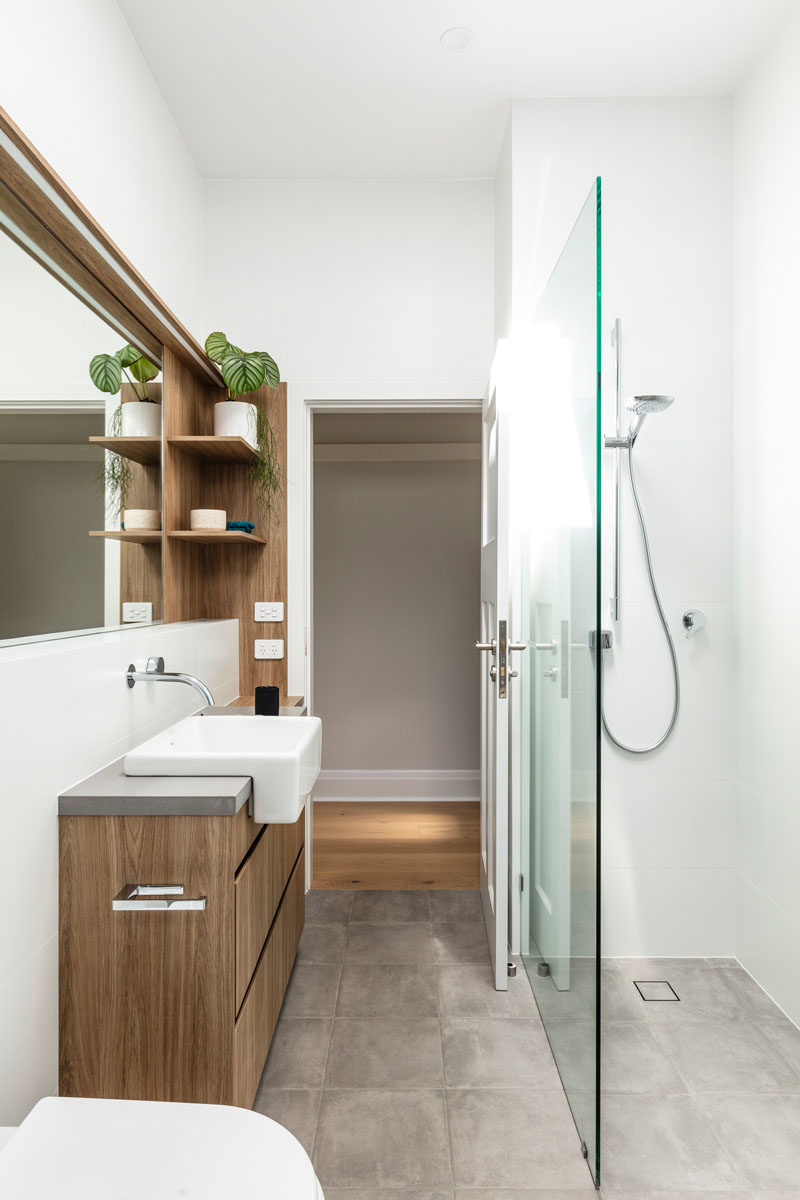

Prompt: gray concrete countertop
xmin=58 ymin=758 xmax=252 ymax=817
xmin=58 ymin=705 xmax=306 ymax=817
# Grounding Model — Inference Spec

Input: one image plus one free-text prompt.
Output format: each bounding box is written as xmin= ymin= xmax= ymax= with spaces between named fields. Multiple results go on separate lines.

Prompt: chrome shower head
xmin=626 ymin=394 xmax=675 ymax=440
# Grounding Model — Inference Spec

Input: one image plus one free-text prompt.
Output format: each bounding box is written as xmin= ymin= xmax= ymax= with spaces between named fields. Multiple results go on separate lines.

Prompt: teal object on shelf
xmin=226 ymin=520 xmax=255 ymax=534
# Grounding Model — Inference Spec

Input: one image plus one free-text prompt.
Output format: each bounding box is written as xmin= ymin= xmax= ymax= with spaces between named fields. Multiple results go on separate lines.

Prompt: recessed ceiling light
xmin=440 ymin=27 xmax=472 ymax=53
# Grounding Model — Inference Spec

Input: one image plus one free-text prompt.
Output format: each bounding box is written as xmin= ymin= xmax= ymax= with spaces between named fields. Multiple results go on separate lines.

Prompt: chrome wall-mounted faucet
xmin=682 ymin=609 xmax=707 ymax=639
xmin=125 ymin=656 xmax=214 ymax=707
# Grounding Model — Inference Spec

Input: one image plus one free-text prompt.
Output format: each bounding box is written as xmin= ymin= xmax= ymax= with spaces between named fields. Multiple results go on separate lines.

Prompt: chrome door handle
xmin=534 ymin=642 xmax=556 ymax=653
xmin=475 ymin=639 xmax=497 ymax=654
xmin=508 ymin=641 xmax=527 ymax=652
xmin=543 ymin=668 xmax=558 ymax=680
xmin=112 ymin=884 xmax=207 ymax=911
xmin=490 ymin=665 xmax=497 ymax=681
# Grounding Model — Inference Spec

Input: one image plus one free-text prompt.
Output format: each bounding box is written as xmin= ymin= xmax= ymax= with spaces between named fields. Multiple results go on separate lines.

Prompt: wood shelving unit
xmin=88 ymin=435 xmax=161 ymax=466
xmin=167 ymin=435 xmax=257 ymax=463
xmin=89 ymin=529 xmax=162 ymax=545
xmin=167 ymin=529 xmax=265 ymax=545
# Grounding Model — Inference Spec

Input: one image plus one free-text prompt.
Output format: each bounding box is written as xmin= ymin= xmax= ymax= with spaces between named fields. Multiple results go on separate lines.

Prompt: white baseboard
xmin=313 ymin=769 xmax=480 ymax=802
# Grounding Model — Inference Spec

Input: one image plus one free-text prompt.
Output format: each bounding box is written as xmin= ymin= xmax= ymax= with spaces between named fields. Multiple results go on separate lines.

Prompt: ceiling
xmin=118 ymin=0 xmax=798 ymax=178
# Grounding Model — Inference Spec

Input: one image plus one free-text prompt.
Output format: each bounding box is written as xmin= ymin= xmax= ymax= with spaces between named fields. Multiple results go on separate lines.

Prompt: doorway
xmin=309 ymin=408 xmax=482 ymax=890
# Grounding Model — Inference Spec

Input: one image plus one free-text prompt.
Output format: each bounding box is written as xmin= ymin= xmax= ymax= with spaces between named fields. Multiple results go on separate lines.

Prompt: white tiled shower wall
xmin=498 ymin=98 xmax=736 ymax=958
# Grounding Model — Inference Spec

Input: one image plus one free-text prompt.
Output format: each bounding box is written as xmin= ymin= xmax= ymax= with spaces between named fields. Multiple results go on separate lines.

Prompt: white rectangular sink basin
xmin=124 ymin=715 xmax=322 ymax=823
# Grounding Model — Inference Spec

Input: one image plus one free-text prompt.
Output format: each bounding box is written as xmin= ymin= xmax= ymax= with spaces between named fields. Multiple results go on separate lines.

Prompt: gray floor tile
xmin=314 ymin=1090 xmax=452 ymax=1188
xmin=429 ymin=890 xmax=484 ymax=923
xmin=297 ymin=923 xmax=348 ymax=963
xmin=259 ymin=1018 xmax=332 ymax=1089
xmin=441 ymin=1018 xmax=561 ymax=1089
xmin=601 ymin=1094 xmax=743 ymax=1191
xmin=252 ymin=1088 xmax=320 ymax=1156
xmin=652 ymin=1020 xmax=800 ymax=1093
xmin=350 ymin=890 xmax=431 ymax=923
xmin=705 ymin=957 xmax=741 ymax=968
xmin=326 ymin=1192 xmax=453 ymax=1200
xmin=698 ymin=1093 xmax=800 ymax=1189
xmin=525 ymin=961 xmax=604 ymax=1024
xmin=601 ymin=966 xmax=648 ymax=1022
xmin=337 ymin=964 xmax=438 ymax=1018
xmin=281 ymin=963 xmax=342 ymax=1018
xmin=345 ymin=922 xmax=434 ymax=964
xmin=433 ymin=921 xmax=491 ymax=964
xmin=602 ymin=1192 xmax=747 ymax=1200
xmin=446 ymin=1088 xmax=590 ymax=1189
xmin=326 ymin=1018 xmax=444 ymax=1088
xmin=713 ymin=968 xmax=789 ymax=1021
xmin=761 ymin=1018 xmax=800 ymax=1076
xmin=537 ymin=1019 xmax=595 ymax=1097
xmin=438 ymin=965 xmax=538 ymax=1018
xmin=455 ymin=1193 xmax=597 ymax=1200
xmin=611 ymin=961 xmax=752 ymax=1024
xmin=601 ymin=1021 xmax=688 ymax=1094
xmin=305 ymin=890 xmax=355 ymax=924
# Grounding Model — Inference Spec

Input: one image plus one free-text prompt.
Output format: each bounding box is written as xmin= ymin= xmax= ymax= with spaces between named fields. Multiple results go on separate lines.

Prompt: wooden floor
xmin=311 ymin=801 xmax=480 ymax=890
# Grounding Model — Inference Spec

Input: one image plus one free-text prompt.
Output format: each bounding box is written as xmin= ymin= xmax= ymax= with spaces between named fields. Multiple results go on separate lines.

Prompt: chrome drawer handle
xmin=112 ymin=884 xmax=207 ymax=911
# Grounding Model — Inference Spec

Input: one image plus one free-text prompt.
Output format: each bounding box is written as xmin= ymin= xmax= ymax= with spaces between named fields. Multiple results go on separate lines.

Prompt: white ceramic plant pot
xmin=123 ymin=509 xmax=161 ymax=530
xmin=213 ymin=401 xmax=258 ymax=449
xmin=120 ymin=401 xmax=161 ymax=437
xmin=190 ymin=509 xmax=227 ymax=531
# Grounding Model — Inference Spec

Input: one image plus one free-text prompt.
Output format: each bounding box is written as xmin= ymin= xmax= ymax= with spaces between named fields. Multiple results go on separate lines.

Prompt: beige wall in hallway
xmin=314 ymin=455 xmax=481 ymax=773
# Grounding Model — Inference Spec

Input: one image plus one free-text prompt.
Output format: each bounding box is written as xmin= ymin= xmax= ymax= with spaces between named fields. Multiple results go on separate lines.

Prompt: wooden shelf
xmin=167 ymin=529 xmax=265 ymax=545
xmin=89 ymin=529 xmax=162 ymax=544
xmin=167 ymin=435 xmax=257 ymax=463
xmin=89 ymin=436 xmax=161 ymax=466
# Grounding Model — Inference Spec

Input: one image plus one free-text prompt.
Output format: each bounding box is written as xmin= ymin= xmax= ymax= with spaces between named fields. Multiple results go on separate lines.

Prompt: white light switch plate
xmin=254 ymin=601 xmax=284 ymax=622
xmin=254 ymin=639 xmax=284 ymax=660
xmin=122 ymin=602 xmax=153 ymax=623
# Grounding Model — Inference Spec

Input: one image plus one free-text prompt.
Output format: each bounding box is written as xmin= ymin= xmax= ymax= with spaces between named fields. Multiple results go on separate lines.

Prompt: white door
xmin=478 ymin=386 xmax=511 ymax=991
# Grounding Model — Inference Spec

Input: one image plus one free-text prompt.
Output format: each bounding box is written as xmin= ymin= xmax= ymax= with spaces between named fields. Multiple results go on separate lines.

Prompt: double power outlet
xmin=254 ymin=601 xmax=284 ymax=660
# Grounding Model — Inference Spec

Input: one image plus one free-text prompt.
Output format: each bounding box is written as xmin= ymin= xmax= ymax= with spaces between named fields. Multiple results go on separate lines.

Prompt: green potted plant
xmin=205 ymin=332 xmax=282 ymax=518
xmin=89 ymin=343 xmax=161 ymax=436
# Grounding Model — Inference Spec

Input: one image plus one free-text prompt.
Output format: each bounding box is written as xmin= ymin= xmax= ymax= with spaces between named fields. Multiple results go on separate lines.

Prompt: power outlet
xmin=254 ymin=601 xmax=285 ymax=623
xmin=254 ymin=639 xmax=284 ymax=660
xmin=122 ymin=602 xmax=153 ymax=623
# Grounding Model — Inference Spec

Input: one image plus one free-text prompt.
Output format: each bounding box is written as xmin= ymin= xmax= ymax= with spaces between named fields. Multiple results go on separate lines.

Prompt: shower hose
xmin=601 ymin=441 xmax=680 ymax=754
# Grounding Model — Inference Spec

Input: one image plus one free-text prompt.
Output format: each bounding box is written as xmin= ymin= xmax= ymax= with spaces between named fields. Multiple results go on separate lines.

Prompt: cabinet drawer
xmin=233 ymin=847 xmax=305 ymax=1108
xmin=234 ymin=813 xmax=304 ymax=1011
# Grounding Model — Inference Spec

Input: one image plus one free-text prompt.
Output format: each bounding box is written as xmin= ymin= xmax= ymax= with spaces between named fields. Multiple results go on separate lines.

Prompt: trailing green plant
xmin=204 ymin=331 xmax=283 ymax=521
xmin=97 ymin=403 xmax=132 ymax=524
xmin=89 ymin=343 xmax=160 ymax=400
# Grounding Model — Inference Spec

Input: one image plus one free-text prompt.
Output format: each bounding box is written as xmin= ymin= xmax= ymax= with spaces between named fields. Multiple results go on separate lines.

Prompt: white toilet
xmin=0 ymin=1096 xmax=324 ymax=1198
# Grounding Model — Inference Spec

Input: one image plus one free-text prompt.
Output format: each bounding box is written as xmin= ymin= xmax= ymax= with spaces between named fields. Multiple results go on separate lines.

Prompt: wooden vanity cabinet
xmin=59 ymin=804 xmax=304 ymax=1108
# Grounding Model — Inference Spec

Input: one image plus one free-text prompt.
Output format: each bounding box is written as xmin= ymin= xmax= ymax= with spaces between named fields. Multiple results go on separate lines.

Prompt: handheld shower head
xmin=627 ymin=394 xmax=674 ymax=440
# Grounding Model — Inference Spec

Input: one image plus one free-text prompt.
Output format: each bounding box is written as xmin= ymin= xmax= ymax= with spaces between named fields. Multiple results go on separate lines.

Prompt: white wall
xmin=0 ymin=0 xmax=220 ymax=1124
xmin=504 ymin=99 xmax=735 ymax=956
xmin=203 ymin=179 xmax=495 ymax=695
xmin=0 ymin=0 xmax=204 ymax=337
xmin=0 ymin=619 xmax=238 ymax=1124
xmin=733 ymin=7 xmax=800 ymax=1025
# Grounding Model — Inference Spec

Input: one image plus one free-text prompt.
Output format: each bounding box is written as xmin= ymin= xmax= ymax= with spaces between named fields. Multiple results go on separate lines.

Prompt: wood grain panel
xmin=162 ymin=349 xmax=289 ymax=699
xmin=234 ymin=815 xmax=305 ymax=1011
xmin=232 ymin=848 xmax=305 ymax=1109
xmin=168 ymin=436 xmax=257 ymax=463
xmin=59 ymin=806 xmax=262 ymax=1104
xmin=0 ymin=106 xmax=216 ymax=379
xmin=311 ymin=801 xmax=480 ymax=890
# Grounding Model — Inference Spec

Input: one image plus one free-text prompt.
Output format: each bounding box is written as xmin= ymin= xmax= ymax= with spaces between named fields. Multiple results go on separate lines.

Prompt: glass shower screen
xmin=519 ymin=179 xmax=601 ymax=1184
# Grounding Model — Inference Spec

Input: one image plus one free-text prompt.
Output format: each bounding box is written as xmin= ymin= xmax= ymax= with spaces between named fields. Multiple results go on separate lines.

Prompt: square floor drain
xmin=634 ymin=980 xmax=680 ymax=1002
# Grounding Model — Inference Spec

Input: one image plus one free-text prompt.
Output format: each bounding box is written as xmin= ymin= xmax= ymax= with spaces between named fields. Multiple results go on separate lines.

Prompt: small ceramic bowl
xmin=123 ymin=508 xmax=161 ymax=530
xmin=190 ymin=508 xmax=226 ymax=531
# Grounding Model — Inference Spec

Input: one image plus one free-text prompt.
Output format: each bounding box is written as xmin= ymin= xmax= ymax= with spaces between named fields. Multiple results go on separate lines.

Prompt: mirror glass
xmin=0 ymin=225 xmax=163 ymax=645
